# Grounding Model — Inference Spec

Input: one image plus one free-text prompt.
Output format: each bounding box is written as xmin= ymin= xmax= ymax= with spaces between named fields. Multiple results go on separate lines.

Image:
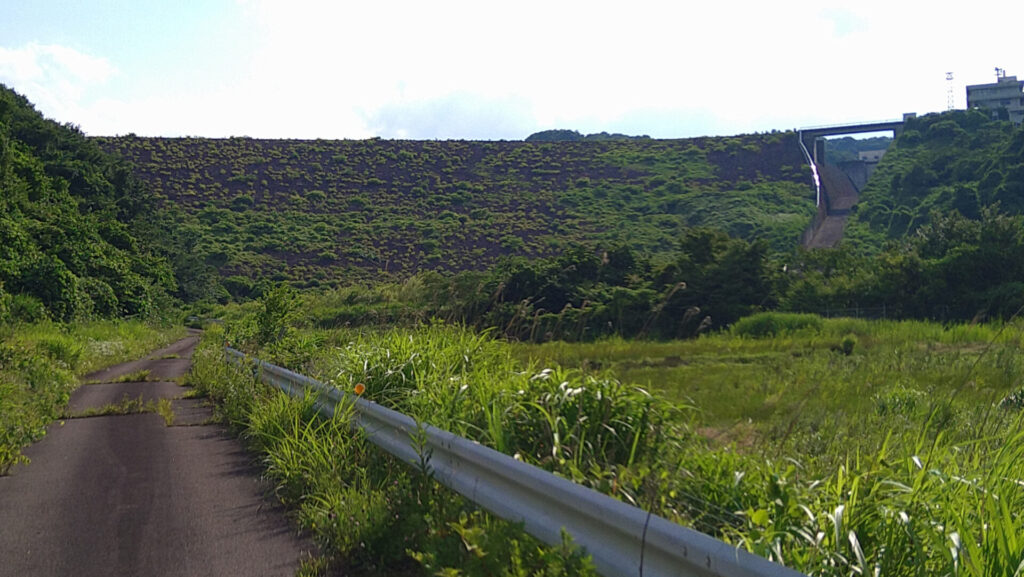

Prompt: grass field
xmin=512 ymin=317 xmax=1024 ymax=462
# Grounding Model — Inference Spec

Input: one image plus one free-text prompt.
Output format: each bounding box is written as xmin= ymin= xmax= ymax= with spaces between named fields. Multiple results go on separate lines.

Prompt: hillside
xmin=97 ymin=133 xmax=815 ymax=287
xmin=844 ymin=110 xmax=1024 ymax=250
xmin=0 ymin=84 xmax=182 ymax=321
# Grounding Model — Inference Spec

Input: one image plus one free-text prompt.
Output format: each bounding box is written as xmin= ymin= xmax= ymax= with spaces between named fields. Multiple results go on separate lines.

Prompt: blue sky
xmin=2 ymin=0 xmax=1022 ymax=140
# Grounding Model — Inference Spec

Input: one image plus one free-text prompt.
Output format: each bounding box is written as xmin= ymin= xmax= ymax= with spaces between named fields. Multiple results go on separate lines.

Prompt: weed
xmin=181 ymin=388 xmax=205 ymax=399
xmin=113 ymin=369 xmax=153 ymax=383
xmin=839 ymin=332 xmax=858 ymax=355
xmin=156 ymin=398 xmax=175 ymax=425
xmin=66 ymin=395 xmax=150 ymax=419
xmin=732 ymin=312 xmax=824 ymax=338
xmin=190 ymin=325 xmax=606 ymax=575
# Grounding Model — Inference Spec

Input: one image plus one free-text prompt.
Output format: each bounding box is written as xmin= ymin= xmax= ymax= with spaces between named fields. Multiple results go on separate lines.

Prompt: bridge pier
xmin=813 ymin=138 xmax=826 ymax=164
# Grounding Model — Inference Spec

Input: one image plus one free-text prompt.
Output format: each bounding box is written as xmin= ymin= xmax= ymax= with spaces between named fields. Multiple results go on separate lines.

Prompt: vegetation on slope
xmin=218 ymin=205 xmax=1023 ymax=344
xmin=0 ymin=84 xmax=192 ymax=321
xmin=0 ymin=86 xmax=196 ymax=473
xmin=97 ymin=132 xmax=815 ymax=288
xmin=783 ymin=208 xmax=1024 ymax=320
xmin=845 ymin=110 xmax=1024 ymax=248
xmin=770 ymin=112 xmax=1024 ymax=322
xmin=291 ymin=229 xmax=774 ymax=340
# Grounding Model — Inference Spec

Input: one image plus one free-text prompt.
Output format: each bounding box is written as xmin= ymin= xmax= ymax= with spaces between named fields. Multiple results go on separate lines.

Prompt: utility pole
xmin=946 ymin=72 xmax=955 ymax=110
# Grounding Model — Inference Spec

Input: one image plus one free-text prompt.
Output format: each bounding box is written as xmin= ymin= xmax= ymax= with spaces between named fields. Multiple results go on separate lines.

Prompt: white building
xmin=858 ymin=150 xmax=886 ymax=163
xmin=966 ymin=71 xmax=1024 ymax=124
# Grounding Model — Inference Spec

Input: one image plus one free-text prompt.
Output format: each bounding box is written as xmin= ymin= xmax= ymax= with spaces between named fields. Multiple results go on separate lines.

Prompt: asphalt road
xmin=0 ymin=333 xmax=313 ymax=577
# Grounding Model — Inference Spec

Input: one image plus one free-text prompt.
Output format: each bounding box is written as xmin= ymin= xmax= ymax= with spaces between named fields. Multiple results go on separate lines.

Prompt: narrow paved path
xmin=0 ymin=333 xmax=313 ymax=577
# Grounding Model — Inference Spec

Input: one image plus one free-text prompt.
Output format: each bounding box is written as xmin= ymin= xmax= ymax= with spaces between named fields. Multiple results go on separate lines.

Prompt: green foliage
xmin=731 ymin=312 xmax=823 ymax=338
xmin=0 ymin=84 xmax=183 ymax=319
xmin=200 ymin=311 xmax=1024 ymax=576
xmin=255 ymin=284 xmax=298 ymax=346
xmin=784 ymin=208 xmax=1024 ymax=321
xmin=315 ymin=232 xmax=775 ymax=341
xmin=96 ymin=131 xmax=814 ymax=287
xmin=7 ymin=294 xmax=48 ymax=324
xmin=839 ymin=332 xmax=857 ymax=355
xmin=824 ymin=135 xmax=893 ymax=163
xmin=846 ymin=110 xmax=1024 ymax=249
xmin=514 ymin=317 xmax=1024 ymax=575
xmin=189 ymin=325 xmax=604 ymax=575
xmin=0 ymin=284 xmax=9 ymax=324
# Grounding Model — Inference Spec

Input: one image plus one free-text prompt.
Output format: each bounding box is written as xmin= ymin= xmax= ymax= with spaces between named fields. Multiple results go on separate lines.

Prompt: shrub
xmin=731 ymin=312 xmax=823 ymax=338
xmin=222 ymin=275 xmax=255 ymax=301
xmin=0 ymin=285 xmax=10 ymax=324
xmin=255 ymin=284 xmax=298 ymax=346
xmin=78 ymin=278 xmax=119 ymax=318
xmin=839 ymin=333 xmax=857 ymax=356
xmin=8 ymin=294 xmax=48 ymax=324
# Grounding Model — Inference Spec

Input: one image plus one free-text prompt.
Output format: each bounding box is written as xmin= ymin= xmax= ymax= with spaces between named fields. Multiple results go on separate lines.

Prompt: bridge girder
xmin=799 ymin=120 xmax=904 ymax=164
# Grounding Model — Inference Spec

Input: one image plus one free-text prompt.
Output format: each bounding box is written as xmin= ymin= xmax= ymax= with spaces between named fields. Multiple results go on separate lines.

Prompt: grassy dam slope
xmin=97 ymin=133 xmax=814 ymax=286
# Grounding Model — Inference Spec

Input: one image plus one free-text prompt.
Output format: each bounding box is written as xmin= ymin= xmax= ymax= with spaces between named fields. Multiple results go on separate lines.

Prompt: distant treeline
xmin=525 ymin=129 xmax=651 ymax=142
xmin=299 ymin=203 xmax=1024 ymax=342
xmin=823 ymin=135 xmax=893 ymax=163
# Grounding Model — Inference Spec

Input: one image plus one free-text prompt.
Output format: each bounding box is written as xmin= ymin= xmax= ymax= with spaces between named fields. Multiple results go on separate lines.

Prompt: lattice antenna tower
xmin=946 ymin=72 xmax=955 ymax=111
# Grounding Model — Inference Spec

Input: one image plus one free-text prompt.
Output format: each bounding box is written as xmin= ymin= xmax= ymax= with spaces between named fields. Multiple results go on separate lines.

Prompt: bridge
xmin=798 ymin=117 xmax=911 ymax=164
xmin=797 ymin=115 xmax=913 ymax=249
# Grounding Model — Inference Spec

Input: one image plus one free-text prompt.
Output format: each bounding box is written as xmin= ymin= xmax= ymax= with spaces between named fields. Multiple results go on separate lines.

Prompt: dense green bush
xmin=0 ymin=84 xmax=185 ymax=319
xmin=731 ymin=312 xmax=824 ymax=338
xmin=846 ymin=110 xmax=1024 ymax=248
xmin=0 ymin=284 xmax=10 ymax=324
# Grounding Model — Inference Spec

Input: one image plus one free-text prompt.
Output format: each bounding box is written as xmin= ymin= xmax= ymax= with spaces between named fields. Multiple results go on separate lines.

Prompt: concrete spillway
xmin=802 ymin=164 xmax=860 ymax=248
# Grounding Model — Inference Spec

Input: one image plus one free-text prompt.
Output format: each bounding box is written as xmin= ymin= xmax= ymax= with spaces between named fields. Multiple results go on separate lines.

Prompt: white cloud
xmin=4 ymin=1 xmax=1024 ymax=138
xmin=235 ymin=0 xmax=943 ymax=137
xmin=0 ymin=43 xmax=116 ymax=126
xmin=367 ymin=91 xmax=534 ymax=139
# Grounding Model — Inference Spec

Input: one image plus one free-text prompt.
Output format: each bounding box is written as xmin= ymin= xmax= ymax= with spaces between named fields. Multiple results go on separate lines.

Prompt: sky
xmin=2 ymin=0 xmax=1022 ymax=140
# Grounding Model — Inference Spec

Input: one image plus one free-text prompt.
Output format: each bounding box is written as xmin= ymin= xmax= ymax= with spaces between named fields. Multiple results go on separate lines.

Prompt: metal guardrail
xmin=225 ymin=348 xmax=807 ymax=577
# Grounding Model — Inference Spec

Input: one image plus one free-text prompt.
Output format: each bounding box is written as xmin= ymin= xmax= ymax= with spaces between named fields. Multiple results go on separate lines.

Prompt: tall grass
xmin=197 ymin=312 xmax=1024 ymax=576
xmin=508 ymin=314 xmax=1024 ymax=575
xmin=190 ymin=325 xmax=598 ymax=575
